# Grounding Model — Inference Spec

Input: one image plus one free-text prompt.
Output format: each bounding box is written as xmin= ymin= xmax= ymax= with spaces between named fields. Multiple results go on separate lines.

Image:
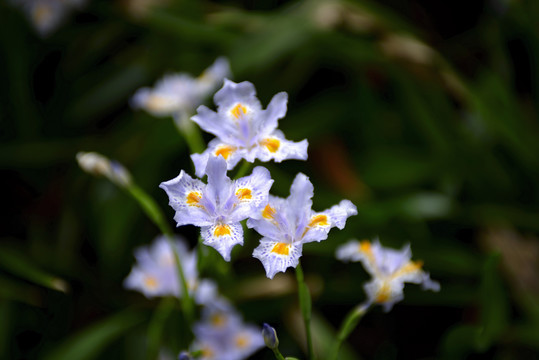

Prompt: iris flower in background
xmin=76 ymin=151 xmax=132 ymax=188
xmin=336 ymin=238 xmax=440 ymax=311
xmin=131 ymin=57 xmax=230 ymax=119
xmin=191 ymin=80 xmax=308 ymax=177
xmin=124 ymin=236 xmax=217 ymax=304
xmin=13 ymin=0 xmax=86 ymax=36
xmin=160 ymin=155 xmax=273 ymax=261
xmin=249 ymin=173 xmax=357 ymax=279
xmin=190 ymin=301 xmax=264 ymax=360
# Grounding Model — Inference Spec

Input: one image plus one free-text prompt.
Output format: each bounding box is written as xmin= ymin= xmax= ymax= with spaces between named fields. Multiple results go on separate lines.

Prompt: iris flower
xmin=249 ymin=173 xmax=357 ymax=279
xmin=190 ymin=80 xmax=308 ymax=177
xmin=160 ymin=155 xmax=273 ymax=261
xmin=131 ymin=57 xmax=230 ymax=118
xmin=191 ymin=302 xmax=264 ymax=360
xmin=124 ymin=236 xmax=217 ymax=304
xmin=336 ymin=239 xmax=440 ymax=311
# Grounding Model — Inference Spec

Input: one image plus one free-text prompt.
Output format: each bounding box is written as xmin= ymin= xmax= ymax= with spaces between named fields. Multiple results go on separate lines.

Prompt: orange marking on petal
xmin=262 ymin=204 xmax=276 ymax=219
xmin=215 ymin=145 xmax=235 ymax=160
xmin=144 ymin=276 xmax=158 ymax=290
xmin=186 ymin=192 xmax=202 ymax=207
xmin=309 ymin=214 xmax=329 ymax=227
xmin=393 ymin=260 xmax=423 ymax=278
xmin=235 ymin=335 xmax=250 ymax=348
xmin=230 ymin=103 xmax=247 ymax=119
xmin=271 ymin=242 xmax=290 ymax=256
xmin=202 ymin=347 xmax=214 ymax=358
xmin=375 ymin=282 xmax=391 ymax=303
xmin=236 ymin=188 xmax=252 ymax=201
xmin=210 ymin=313 xmax=226 ymax=328
xmin=214 ymin=224 xmax=231 ymax=237
xmin=261 ymin=138 xmax=280 ymax=153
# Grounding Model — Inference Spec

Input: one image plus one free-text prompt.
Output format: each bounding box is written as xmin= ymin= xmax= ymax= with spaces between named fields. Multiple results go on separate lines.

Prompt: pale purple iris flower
xmin=249 ymin=173 xmax=357 ymax=279
xmin=123 ymin=236 xmax=217 ymax=304
xmin=131 ymin=57 xmax=230 ymax=118
xmin=160 ymin=155 xmax=273 ymax=261
xmin=190 ymin=80 xmax=308 ymax=177
xmin=336 ymin=238 xmax=440 ymax=311
xmin=190 ymin=301 xmax=264 ymax=360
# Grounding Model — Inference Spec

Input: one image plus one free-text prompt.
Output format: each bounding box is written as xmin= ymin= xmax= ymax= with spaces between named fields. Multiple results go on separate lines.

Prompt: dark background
xmin=1 ymin=0 xmax=539 ymax=359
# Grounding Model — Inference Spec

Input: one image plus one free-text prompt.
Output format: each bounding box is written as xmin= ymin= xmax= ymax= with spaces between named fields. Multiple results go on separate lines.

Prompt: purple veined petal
xmin=214 ymin=79 xmax=260 ymax=111
xmin=200 ymin=222 xmax=244 ymax=262
xmin=247 ymin=195 xmax=291 ymax=240
xmin=159 ymin=171 xmax=213 ymax=226
xmin=204 ymin=155 xmax=234 ymax=209
xmin=301 ymin=200 xmax=358 ymax=244
xmin=252 ymin=237 xmax=303 ymax=279
xmin=191 ymin=139 xmax=246 ymax=178
xmin=226 ymin=323 xmax=265 ymax=360
xmin=257 ymin=92 xmax=288 ymax=137
xmin=227 ymin=166 xmax=273 ymax=222
xmin=285 ymin=173 xmax=314 ymax=231
xmin=192 ymin=105 xmax=240 ymax=144
xmin=372 ymin=240 xmax=412 ymax=275
xmin=254 ymin=129 xmax=309 ymax=163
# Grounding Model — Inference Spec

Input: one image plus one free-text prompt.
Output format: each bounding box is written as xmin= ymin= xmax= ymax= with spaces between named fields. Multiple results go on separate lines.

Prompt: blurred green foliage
xmin=2 ymin=0 xmax=539 ymax=359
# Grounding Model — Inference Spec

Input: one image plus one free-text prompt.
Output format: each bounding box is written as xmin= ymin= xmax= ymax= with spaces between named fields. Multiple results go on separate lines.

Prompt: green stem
xmin=173 ymin=113 xmax=205 ymax=155
xmin=329 ymin=303 xmax=370 ymax=360
xmin=146 ymin=297 xmax=176 ymax=360
xmin=295 ymin=262 xmax=315 ymax=360
xmin=125 ymin=183 xmax=194 ymax=325
xmin=271 ymin=348 xmax=286 ymax=360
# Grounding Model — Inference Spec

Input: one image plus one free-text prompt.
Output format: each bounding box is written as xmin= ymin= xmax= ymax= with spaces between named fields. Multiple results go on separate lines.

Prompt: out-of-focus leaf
xmin=0 ymin=245 xmax=68 ymax=293
xmin=68 ymin=64 xmax=147 ymax=122
xmin=441 ymin=325 xmax=480 ymax=360
xmin=0 ymin=273 xmax=42 ymax=307
xmin=146 ymin=297 xmax=176 ymax=360
xmin=477 ymin=253 xmax=509 ymax=350
xmin=361 ymin=148 xmax=433 ymax=190
xmin=43 ymin=310 xmax=145 ymax=360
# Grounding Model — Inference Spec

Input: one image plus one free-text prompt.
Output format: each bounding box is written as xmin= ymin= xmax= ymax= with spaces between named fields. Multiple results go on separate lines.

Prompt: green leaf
xmin=0 ymin=245 xmax=69 ymax=293
xmin=43 ymin=310 xmax=145 ymax=360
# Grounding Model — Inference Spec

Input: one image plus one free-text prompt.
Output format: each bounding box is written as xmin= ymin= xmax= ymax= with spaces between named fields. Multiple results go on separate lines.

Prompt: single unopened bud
xmin=178 ymin=351 xmax=193 ymax=360
xmin=262 ymin=323 xmax=279 ymax=349
xmin=76 ymin=152 xmax=132 ymax=187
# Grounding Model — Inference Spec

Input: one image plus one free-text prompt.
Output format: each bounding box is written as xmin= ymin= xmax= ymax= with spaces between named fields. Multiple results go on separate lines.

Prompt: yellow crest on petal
xmin=214 ymin=224 xmax=232 ymax=237
xmin=236 ymin=188 xmax=252 ymax=201
xmin=271 ymin=242 xmax=290 ymax=256
xmin=230 ymin=103 xmax=248 ymax=119
xmin=261 ymin=138 xmax=280 ymax=153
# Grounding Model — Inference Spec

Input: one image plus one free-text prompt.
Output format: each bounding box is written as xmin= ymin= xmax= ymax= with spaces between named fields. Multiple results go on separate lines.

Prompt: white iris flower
xmin=336 ymin=238 xmax=440 ymax=311
xmin=160 ymin=155 xmax=273 ymax=261
xmin=131 ymin=57 xmax=230 ymax=118
xmin=190 ymin=80 xmax=308 ymax=177
xmin=249 ymin=173 xmax=357 ymax=279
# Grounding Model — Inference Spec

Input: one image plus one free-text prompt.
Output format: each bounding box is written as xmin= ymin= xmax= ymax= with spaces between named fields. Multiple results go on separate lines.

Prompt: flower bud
xmin=178 ymin=351 xmax=193 ymax=360
xmin=262 ymin=323 xmax=279 ymax=349
xmin=77 ymin=152 xmax=131 ymax=187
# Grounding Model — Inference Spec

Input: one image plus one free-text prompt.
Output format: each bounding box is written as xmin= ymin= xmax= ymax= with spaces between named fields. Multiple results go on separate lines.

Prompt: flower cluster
xmin=336 ymin=238 xmax=440 ymax=311
xmin=160 ymin=79 xmax=357 ymax=277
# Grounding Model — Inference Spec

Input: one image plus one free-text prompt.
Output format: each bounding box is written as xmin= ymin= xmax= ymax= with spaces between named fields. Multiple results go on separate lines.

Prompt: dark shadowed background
xmin=2 ymin=0 xmax=539 ymax=359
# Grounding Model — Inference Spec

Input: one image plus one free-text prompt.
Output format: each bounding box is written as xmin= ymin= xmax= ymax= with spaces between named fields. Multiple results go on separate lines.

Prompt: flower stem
xmin=295 ymin=262 xmax=315 ymax=360
xmin=329 ymin=303 xmax=370 ymax=360
xmin=125 ymin=182 xmax=194 ymax=325
xmin=271 ymin=348 xmax=286 ymax=360
xmin=173 ymin=112 xmax=205 ymax=155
